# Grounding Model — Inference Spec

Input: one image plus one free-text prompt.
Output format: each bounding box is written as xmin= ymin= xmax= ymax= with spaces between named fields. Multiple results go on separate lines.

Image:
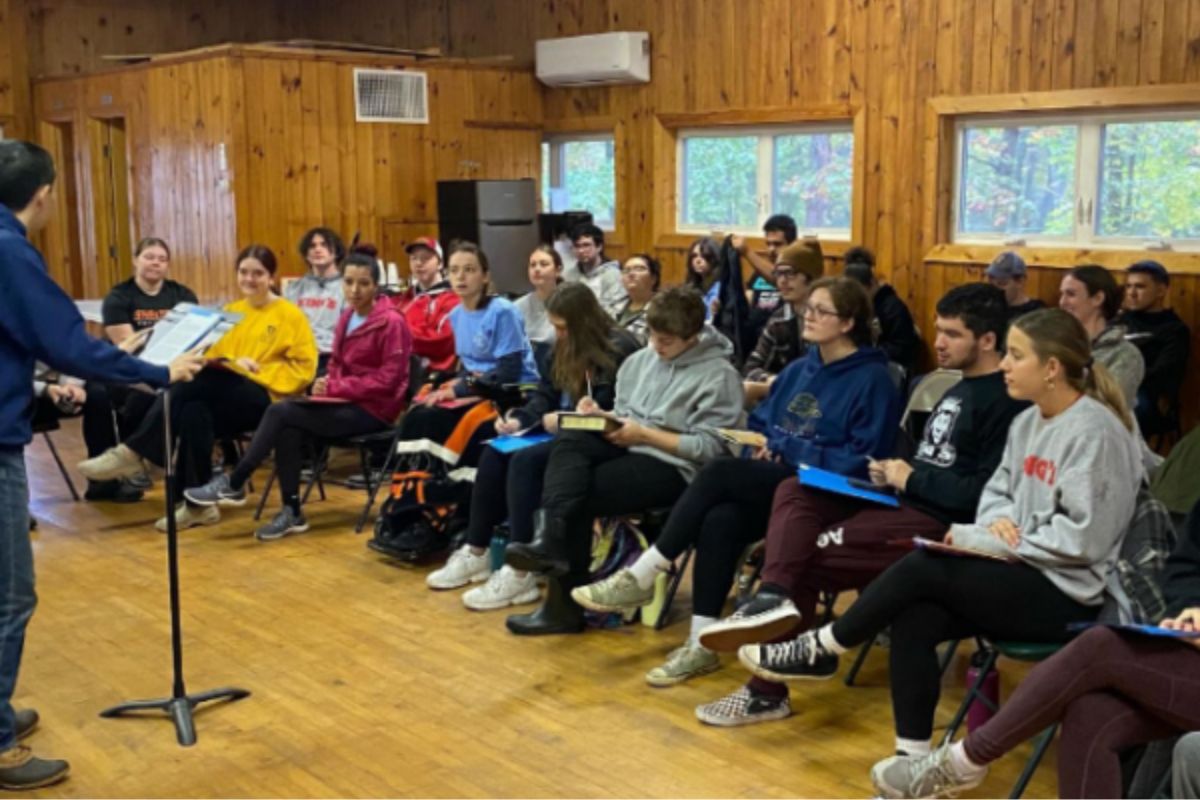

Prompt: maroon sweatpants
xmin=964 ymin=625 xmax=1200 ymax=799
xmin=749 ymin=482 xmax=949 ymax=698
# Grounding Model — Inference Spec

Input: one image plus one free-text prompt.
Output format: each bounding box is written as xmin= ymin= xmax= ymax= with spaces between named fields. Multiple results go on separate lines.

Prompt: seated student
xmin=426 ymin=283 xmax=640 ymax=609
xmin=734 ymin=308 xmax=1142 ymax=761
xmin=78 ymin=245 xmax=318 ymax=530
xmin=1118 ymin=260 xmax=1191 ymax=436
xmin=562 ymin=224 xmax=626 ymax=315
xmin=513 ymin=244 xmax=563 ymax=347
xmin=1059 ymin=264 xmax=1145 ymax=409
xmin=502 ymin=286 xmax=745 ymax=635
xmin=986 ymin=250 xmax=1045 ymax=321
xmin=873 ymin=497 xmax=1200 ymax=799
xmin=572 ymin=277 xmax=900 ymax=686
xmin=82 ymin=237 xmax=197 ymax=502
xmin=737 ymin=214 xmax=798 ymax=336
xmin=388 ymin=236 xmax=458 ymax=374
xmin=843 ymin=246 xmax=921 ymax=375
xmin=692 ymin=284 xmax=1026 ymax=726
xmin=284 ymin=227 xmax=346 ymax=374
xmin=183 ymin=247 xmax=412 ymax=541
xmin=742 ymin=240 xmax=824 ymax=403
xmin=685 ymin=237 xmax=723 ymax=321
xmin=396 ymin=241 xmax=540 ymax=466
xmin=612 ymin=253 xmax=660 ymax=345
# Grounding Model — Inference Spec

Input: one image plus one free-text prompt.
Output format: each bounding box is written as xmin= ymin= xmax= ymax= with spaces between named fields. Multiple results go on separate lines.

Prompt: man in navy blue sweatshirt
xmin=0 ymin=140 xmax=202 ymax=789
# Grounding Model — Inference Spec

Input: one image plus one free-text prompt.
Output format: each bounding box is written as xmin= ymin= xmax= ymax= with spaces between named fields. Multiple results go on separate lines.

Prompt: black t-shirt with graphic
xmin=101 ymin=278 xmax=198 ymax=333
xmin=904 ymin=370 xmax=1027 ymax=525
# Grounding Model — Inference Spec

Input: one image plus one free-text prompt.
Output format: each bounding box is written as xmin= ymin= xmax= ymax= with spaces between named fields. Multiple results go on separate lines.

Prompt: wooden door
xmin=87 ymin=116 xmax=132 ymax=296
xmin=36 ymin=120 xmax=85 ymax=298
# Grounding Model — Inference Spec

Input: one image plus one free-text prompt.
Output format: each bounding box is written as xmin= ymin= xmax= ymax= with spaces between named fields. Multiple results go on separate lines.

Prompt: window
xmin=541 ymin=133 xmax=616 ymax=230
xmin=954 ymin=112 xmax=1200 ymax=249
xmin=676 ymin=124 xmax=854 ymax=236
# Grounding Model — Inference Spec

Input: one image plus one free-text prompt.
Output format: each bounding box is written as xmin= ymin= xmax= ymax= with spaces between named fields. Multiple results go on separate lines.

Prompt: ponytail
xmin=1084 ymin=361 xmax=1134 ymax=432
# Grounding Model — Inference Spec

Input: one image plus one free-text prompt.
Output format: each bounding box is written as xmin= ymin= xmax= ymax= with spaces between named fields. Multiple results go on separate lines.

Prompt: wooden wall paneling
xmin=1011 ymin=0 xmax=1035 ymax=92
xmin=1092 ymin=0 xmax=1122 ymax=87
xmin=1138 ymin=0 xmax=1165 ymax=84
xmin=989 ymin=0 xmax=1014 ymax=93
xmin=1049 ymin=0 xmax=1077 ymax=90
xmin=1029 ymin=0 xmax=1055 ymax=91
xmin=0 ymin=0 xmax=32 ymax=137
xmin=1115 ymin=0 xmax=1145 ymax=86
xmin=1157 ymin=0 xmax=1189 ymax=83
xmin=1187 ymin=0 xmax=1200 ymax=82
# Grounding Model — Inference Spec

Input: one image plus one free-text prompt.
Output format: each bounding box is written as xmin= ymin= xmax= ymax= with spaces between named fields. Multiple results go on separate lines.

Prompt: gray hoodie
xmin=563 ymin=258 xmax=627 ymax=317
xmin=1092 ymin=323 xmax=1144 ymax=410
xmin=613 ymin=325 xmax=745 ymax=481
xmin=950 ymin=394 xmax=1143 ymax=608
xmin=284 ymin=273 xmax=344 ymax=354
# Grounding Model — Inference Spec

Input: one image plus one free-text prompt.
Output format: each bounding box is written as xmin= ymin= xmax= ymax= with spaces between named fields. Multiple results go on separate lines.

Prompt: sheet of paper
xmin=139 ymin=307 xmax=222 ymax=366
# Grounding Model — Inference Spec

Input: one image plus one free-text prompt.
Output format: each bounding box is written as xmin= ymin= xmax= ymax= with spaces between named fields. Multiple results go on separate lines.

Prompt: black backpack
xmin=367 ymin=453 xmax=469 ymax=563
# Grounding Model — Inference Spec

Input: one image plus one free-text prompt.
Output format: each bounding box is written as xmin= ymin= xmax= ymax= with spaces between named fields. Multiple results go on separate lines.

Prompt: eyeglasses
xmin=772 ymin=268 xmax=799 ymax=281
xmin=621 ymin=265 xmax=650 ymax=275
xmin=801 ymin=303 xmax=843 ymax=320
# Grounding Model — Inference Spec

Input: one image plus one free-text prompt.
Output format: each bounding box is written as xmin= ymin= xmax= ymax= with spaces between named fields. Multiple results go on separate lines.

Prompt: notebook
xmin=797 ymin=464 xmax=900 ymax=508
xmin=1066 ymin=621 xmax=1200 ymax=640
xmin=488 ymin=432 xmax=554 ymax=453
xmin=911 ymin=536 xmax=1017 ymax=563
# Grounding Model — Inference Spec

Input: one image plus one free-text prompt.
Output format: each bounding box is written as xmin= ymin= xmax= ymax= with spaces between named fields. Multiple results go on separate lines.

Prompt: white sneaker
xmin=462 ymin=566 xmax=541 ymax=611
xmin=78 ymin=444 xmax=144 ymax=482
xmin=426 ymin=545 xmax=491 ymax=590
xmin=155 ymin=503 xmax=220 ymax=533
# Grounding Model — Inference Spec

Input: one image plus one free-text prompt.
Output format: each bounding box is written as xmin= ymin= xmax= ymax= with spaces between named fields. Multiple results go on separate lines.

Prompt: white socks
xmin=895 ymin=737 xmax=931 ymax=757
xmin=948 ymin=741 xmax=988 ymax=777
xmin=629 ymin=546 xmax=672 ymax=589
xmin=689 ymin=615 xmax=717 ymax=645
xmin=816 ymin=624 xmax=849 ymax=655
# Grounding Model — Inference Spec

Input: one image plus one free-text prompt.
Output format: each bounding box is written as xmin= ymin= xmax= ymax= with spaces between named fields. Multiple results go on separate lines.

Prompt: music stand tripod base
xmin=98 ymin=386 xmax=250 ymax=747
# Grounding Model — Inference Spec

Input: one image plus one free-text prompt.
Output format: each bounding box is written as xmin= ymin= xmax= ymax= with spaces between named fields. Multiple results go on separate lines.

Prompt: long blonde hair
xmin=1012 ymin=308 xmax=1134 ymax=431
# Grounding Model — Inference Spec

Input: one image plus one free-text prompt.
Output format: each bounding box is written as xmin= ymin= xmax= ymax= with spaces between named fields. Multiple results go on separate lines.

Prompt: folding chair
xmin=31 ymin=421 xmax=80 ymax=501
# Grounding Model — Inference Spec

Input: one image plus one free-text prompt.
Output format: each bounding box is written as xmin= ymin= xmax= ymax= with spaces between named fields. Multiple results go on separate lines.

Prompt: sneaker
xmin=695 ymin=686 xmax=792 ymax=727
xmin=14 ymin=709 xmax=38 ymax=741
xmin=83 ymin=479 xmax=143 ymax=504
xmin=427 ymin=545 xmax=492 ymax=590
xmin=0 ymin=745 xmax=69 ymax=791
xmin=645 ymin=641 xmax=720 ymax=687
xmin=738 ymin=630 xmax=839 ymax=682
xmin=871 ymin=746 xmax=987 ymax=799
xmin=255 ymin=507 xmax=309 ymax=541
xmin=77 ymin=444 xmax=143 ymax=482
xmin=698 ymin=592 xmax=802 ymax=652
xmin=462 ymin=566 xmax=540 ymax=610
xmin=126 ymin=471 xmax=153 ymax=490
xmin=184 ymin=474 xmax=247 ymax=508
xmin=155 ymin=503 xmax=220 ymax=533
xmin=570 ymin=568 xmax=654 ymax=613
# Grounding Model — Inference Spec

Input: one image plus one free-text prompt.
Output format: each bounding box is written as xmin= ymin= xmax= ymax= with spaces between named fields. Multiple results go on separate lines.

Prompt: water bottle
xmin=488 ymin=525 xmax=510 ymax=573
xmin=965 ymin=649 xmax=1000 ymax=732
xmin=640 ymin=571 xmax=670 ymax=627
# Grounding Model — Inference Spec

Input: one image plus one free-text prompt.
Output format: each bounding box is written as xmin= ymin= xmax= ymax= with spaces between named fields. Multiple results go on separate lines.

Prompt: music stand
xmin=99 ymin=387 xmax=250 ymax=746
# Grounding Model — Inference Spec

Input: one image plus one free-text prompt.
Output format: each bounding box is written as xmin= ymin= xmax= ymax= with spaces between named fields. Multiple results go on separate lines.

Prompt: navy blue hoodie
xmin=0 ymin=206 xmax=168 ymax=448
xmin=748 ymin=345 xmax=900 ymax=478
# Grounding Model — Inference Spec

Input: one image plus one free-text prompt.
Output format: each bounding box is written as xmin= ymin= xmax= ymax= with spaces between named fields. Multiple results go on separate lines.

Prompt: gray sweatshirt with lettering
xmin=950 ymin=395 xmax=1143 ymax=607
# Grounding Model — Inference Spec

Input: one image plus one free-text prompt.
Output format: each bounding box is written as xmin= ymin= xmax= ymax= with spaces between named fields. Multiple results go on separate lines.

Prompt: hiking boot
xmin=645 ymin=641 xmax=720 ymax=687
xmin=83 ymin=479 xmax=143 ymax=504
xmin=155 ymin=503 xmax=220 ymax=533
xmin=695 ymin=686 xmax=791 ymax=727
xmin=255 ymin=507 xmax=309 ymax=541
xmin=184 ymin=473 xmax=247 ymax=507
xmin=571 ymin=568 xmax=654 ymax=613
xmin=699 ymin=592 xmax=801 ymax=652
xmin=504 ymin=510 xmax=569 ymax=575
xmin=738 ymin=630 xmax=839 ymax=683
xmin=463 ymin=566 xmax=540 ymax=611
xmin=426 ymin=545 xmax=491 ymax=590
xmin=14 ymin=710 xmax=37 ymax=741
xmin=871 ymin=746 xmax=987 ymax=799
xmin=77 ymin=444 xmax=143 ymax=482
xmin=0 ymin=745 xmax=69 ymax=791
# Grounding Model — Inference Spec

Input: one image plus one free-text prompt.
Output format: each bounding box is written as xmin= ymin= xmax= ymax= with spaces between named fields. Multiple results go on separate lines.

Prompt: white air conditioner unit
xmin=536 ymin=32 xmax=650 ymax=87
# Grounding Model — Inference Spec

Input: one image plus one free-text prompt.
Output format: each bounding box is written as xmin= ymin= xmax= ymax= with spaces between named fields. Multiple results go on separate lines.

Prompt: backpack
xmin=367 ymin=452 xmax=469 ymax=563
xmin=1099 ymin=486 xmax=1178 ymax=624
xmin=584 ymin=517 xmax=650 ymax=629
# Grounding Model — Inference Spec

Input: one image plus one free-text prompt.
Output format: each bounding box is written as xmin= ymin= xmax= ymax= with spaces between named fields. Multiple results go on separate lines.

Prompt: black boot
xmin=504 ymin=509 xmax=569 ymax=575
xmin=506 ymin=572 xmax=585 ymax=636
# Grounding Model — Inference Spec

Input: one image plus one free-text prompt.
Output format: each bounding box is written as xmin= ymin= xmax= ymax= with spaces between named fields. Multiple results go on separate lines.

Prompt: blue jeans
xmin=0 ymin=448 xmax=36 ymax=751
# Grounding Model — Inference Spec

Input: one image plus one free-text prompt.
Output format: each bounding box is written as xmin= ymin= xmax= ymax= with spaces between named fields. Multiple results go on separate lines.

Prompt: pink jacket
xmin=326 ymin=303 xmax=413 ymax=423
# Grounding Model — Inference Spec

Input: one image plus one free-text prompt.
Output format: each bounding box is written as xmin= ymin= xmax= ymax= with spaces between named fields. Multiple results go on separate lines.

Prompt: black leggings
xmin=123 ymin=369 xmax=271 ymax=490
xmin=829 ymin=550 xmax=1099 ymax=740
xmin=81 ymin=382 xmax=156 ymax=458
xmin=540 ymin=431 xmax=689 ymax=576
xmin=653 ymin=457 xmax=791 ymax=618
xmin=466 ymin=440 xmax=553 ymax=549
xmin=228 ymin=400 xmax=384 ymax=503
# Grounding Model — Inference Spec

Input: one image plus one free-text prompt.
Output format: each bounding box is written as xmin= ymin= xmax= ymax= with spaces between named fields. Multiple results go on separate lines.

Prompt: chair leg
xmin=942 ymin=647 xmax=998 ymax=746
xmin=655 ymin=546 xmax=693 ymax=631
xmin=253 ymin=467 xmax=276 ymax=521
xmin=1009 ymin=723 xmax=1058 ymax=799
xmin=844 ymin=638 xmax=875 ymax=687
xmin=42 ymin=433 xmax=80 ymax=501
xmin=301 ymin=445 xmax=331 ymax=505
xmin=354 ymin=444 xmax=378 ymax=534
xmin=938 ymin=638 xmax=962 ymax=676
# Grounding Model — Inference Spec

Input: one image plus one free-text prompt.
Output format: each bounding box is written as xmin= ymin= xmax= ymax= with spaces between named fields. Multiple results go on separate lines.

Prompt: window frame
xmin=674 ymin=121 xmax=856 ymax=239
xmin=541 ymin=131 xmax=617 ymax=232
xmin=951 ymin=107 xmax=1200 ymax=252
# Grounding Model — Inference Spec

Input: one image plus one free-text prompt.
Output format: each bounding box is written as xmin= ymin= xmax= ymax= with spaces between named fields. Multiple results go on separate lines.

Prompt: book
xmin=1066 ymin=621 xmax=1200 ymax=640
xmin=718 ymin=429 xmax=768 ymax=449
xmin=796 ymin=463 xmax=901 ymax=508
xmin=138 ymin=304 xmax=228 ymax=366
xmin=488 ymin=432 xmax=554 ymax=454
xmin=557 ymin=412 xmax=622 ymax=433
xmin=911 ymin=536 xmax=1017 ymax=563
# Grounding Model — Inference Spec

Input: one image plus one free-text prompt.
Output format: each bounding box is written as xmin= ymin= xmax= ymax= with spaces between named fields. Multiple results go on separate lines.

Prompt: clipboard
xmin=138 ymin=303 xmax=240 ymax=366
xmin=797 ymin=463 xmax=901 ymax=508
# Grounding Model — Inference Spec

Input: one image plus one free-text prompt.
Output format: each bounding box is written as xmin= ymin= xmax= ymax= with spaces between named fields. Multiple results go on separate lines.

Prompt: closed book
xmin=557 ymin=412 xmax=621 ymax=433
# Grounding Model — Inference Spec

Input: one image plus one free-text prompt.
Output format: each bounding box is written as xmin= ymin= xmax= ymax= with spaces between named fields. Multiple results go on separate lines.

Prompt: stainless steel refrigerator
xmin=437 ymin=179 xmax=539 ymax=295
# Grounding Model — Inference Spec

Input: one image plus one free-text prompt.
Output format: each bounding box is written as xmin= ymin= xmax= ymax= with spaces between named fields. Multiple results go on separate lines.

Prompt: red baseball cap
xmin=405 ymin=237 xmax=443 ymax=263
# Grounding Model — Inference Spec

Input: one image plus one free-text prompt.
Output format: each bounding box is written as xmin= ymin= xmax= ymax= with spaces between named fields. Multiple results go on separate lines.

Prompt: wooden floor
xmin=19 ymin=419 xmax=1057 ymax=798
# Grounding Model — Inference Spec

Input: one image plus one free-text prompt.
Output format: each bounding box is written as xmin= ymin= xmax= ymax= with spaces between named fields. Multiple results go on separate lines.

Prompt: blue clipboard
xmin=487 ymin=433 xmax=553 ymax=454
xmin=1067 ymin=621 xmax=1200 ymax=640
xmin=797 ymin=464 xmax=900 ymax=508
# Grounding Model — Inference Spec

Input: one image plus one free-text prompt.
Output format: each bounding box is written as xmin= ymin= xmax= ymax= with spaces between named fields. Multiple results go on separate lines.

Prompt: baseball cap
xmin=405 ymin=237 xmax=443 ymax=263
xmin=1127 ymin=259 xmax=1170 ymax=285
xmin=986 ymin=251 xmax=1027 ymax=281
